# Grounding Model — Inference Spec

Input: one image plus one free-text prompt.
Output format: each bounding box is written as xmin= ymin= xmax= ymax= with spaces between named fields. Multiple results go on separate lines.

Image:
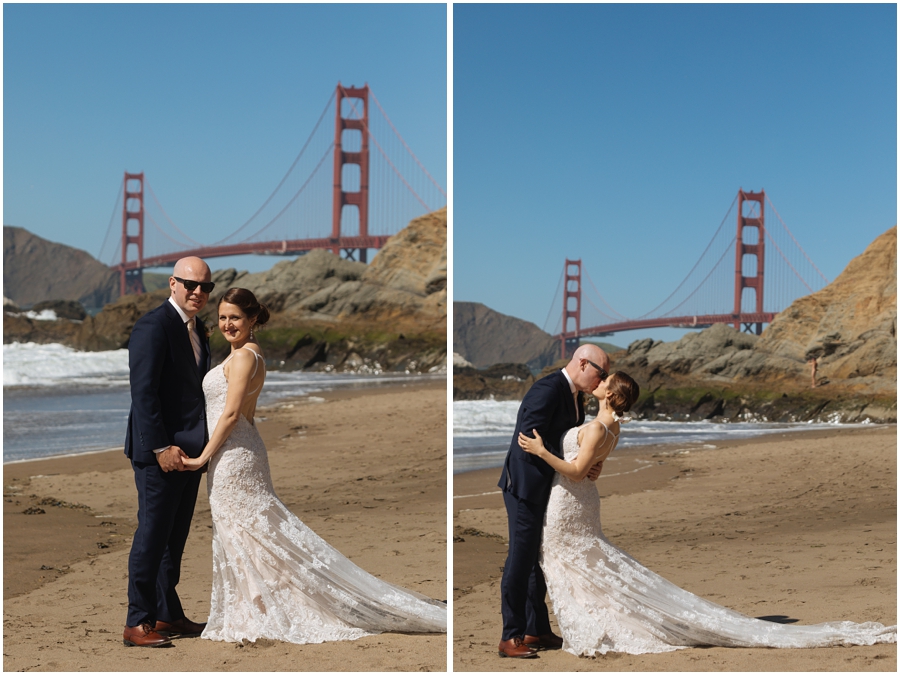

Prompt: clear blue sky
xmin=4 ymin=3 xmax=446 ymax=274
xmin=454 ymin=3 xmax=896 ymax=347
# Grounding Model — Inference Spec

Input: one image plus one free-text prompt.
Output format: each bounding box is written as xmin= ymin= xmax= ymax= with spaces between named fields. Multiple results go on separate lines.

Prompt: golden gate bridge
xmin=97 ymin=83 xmax=446 ymax=295
xmin=545 ymin=189 xmax=830 ymax=358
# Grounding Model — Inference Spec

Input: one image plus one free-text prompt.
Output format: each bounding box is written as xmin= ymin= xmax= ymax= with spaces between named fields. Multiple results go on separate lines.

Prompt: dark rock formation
xmin=453 ymin=362 xmax=535 ymax=400
xmin=454 ymin=302 xmax=559 ymax=370
xmin=3 ymin=226 xmax=118 ymax=309
xmin=31 ymin=300 xmax=87 ymax=321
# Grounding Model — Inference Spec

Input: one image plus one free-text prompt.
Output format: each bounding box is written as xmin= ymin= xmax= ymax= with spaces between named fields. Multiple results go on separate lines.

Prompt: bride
xmin=182 ymin=288 xmax=446 ymax=644
xmin=518 ymin=371 xmax=895 ymax=656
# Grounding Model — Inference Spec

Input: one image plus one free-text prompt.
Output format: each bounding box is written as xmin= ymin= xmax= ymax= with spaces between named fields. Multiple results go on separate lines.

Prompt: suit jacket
xmin=124 ymin=300 xmax=211 ymax=464
xmin=498 ymin=370 xmax=585 ymax=506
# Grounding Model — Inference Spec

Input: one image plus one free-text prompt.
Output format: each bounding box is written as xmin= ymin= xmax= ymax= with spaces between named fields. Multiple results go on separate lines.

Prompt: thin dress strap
xmin=221 ymin=348 xmax=264 ymax=396
xmin=596 ymin=418 xmax=619 ymax=439
xmin=592 ymin=419 xmax=620 ymax=457
xmin=244 ymin=348 xmax=264 ymax=396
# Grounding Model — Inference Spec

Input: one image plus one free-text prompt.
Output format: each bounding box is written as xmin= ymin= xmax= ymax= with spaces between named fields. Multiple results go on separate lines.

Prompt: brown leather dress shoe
xmin=524 ymin=632 xmax=564 ymax=650
xmin=123 ymin=623 xmax=172 ymax=648
xmin=154 ymin=617 xmax=206 ymax=638
xmin=498 ymin=637 xmax=538 ymax=658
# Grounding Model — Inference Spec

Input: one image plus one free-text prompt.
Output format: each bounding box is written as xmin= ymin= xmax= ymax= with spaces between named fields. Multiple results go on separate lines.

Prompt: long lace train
xmin=201 ymin=354 xmax=446 ymax=644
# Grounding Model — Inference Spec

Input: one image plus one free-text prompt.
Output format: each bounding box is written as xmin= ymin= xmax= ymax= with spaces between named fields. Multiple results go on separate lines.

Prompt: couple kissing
xmin=497 ymin=344 xmax=894 ymax=658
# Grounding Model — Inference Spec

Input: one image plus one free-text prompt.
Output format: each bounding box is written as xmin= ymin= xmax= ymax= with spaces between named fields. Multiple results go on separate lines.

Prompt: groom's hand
xmin=586 ymin=461 xmax=603 ymax=481
xmin=157 ymin=445 xmax=188 ymax=472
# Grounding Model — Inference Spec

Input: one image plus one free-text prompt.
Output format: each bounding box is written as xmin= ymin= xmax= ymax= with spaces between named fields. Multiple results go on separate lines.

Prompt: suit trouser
xmin=126 ymin=460 xmax=202 ymax=627
xmin=500 ymin=490 xmax=552 ymax=640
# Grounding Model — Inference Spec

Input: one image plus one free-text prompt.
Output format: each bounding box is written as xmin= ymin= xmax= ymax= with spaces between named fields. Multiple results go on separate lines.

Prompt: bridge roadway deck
xmin=112 ymin=235 xmax=391 ymax=271
xmin=557 ymin=312 xmax=776 ymax=338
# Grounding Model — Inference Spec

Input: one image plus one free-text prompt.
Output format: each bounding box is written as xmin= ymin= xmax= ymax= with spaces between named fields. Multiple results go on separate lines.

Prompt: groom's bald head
xmin=565 ymin=344 xmax=610 ymax=394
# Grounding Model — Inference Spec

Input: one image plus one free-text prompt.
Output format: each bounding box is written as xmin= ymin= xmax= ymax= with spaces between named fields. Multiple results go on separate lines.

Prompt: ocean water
xmin=453 ymin=399 xmax=877 ymax=474
xmin=3 ymin=342 xmax=444 ymax=463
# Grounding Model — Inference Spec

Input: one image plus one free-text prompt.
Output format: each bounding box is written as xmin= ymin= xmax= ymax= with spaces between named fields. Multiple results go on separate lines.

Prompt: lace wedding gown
xmin=541 ymin=425 xmax=896 ymax=656
xmin=200 ymin=349 xmax=446 ymax=644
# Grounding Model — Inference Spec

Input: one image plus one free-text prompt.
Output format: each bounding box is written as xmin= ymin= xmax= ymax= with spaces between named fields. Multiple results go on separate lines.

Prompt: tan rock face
xmin=756 ymin=226 xmax=897 ymax=381
xmin=363 ymin=207 xmax=447 ymax=297
xmin=3 ymin=226 xmax=119 ymax=309
xmin=202 ymin=208 xmax=447 ymax=331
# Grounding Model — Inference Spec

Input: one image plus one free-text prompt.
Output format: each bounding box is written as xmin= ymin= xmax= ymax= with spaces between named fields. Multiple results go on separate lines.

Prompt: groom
xmin=122 ymin=256 xmax=214 ymax=647
xmin=497 ymin=343 xmax=610 ymax=658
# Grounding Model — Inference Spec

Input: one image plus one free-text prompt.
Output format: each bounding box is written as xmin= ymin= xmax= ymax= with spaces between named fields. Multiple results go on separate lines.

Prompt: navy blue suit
xmin=124 ymin=300 xmax=210 ymax=627
xmin=498 ymin=370 xmax=584 ymax=640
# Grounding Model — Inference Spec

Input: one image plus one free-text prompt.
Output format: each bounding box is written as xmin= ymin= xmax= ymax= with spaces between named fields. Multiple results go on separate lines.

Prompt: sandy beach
xmin=3 ymin=380 xmax=448 ymax=672
xmin=454 ymin=425 xmax=897 ymax=671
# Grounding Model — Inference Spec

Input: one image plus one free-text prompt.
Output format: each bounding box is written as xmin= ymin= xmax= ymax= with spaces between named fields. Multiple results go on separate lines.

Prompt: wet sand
xmin=454 ymin=425 xmax=896 ymax=671
xmin=3 ymin=380 xmax=448 ymax=671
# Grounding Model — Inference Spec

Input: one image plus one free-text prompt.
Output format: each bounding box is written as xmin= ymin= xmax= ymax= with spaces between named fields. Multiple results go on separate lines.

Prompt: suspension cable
xmin=584 ymin=269 xmax=630 ymax=320
xmin=542 ymin=266 xmax=565 ymax=333
xmin=232 ymin=143 xmax=334 ymax=244
xmin=766 ymin=195 xmax=829 ymax=284
xmin=209 ymin=89 xmax=337 ymax=246
xmin=635 ymin=193 xmax=740 ymax=319
xmin=97 ymin=176 xmax=123 ymax=263
xmin=764 ymin=227 xmax=814 ymax=293
xmin=146 ymin=181 xmax=203 ymax=246
xmin=370 ymin=88 xmax=446 ymax=198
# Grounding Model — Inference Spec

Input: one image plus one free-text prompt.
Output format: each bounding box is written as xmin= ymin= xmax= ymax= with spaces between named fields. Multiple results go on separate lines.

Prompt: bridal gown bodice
xmin=200 ymin=351 xmax=446 ymax=644
xmin=540 ymin=426 xmax=896 ymax=656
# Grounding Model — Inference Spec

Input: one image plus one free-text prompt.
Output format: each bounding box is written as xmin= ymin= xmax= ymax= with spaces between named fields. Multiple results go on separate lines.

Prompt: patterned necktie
xmin=187 ymin=317 xmax=202 ymax=367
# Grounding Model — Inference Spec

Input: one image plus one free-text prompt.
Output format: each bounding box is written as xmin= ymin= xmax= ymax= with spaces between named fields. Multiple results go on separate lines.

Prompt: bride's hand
xmin=518 ymin=429 xmax=547 ymax=457
xmin=181 ymin=456 xmax=207 ymax=471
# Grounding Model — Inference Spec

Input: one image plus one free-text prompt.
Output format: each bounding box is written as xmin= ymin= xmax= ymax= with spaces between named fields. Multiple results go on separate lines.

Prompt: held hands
xmin=517 ymin=429 xmax=548 ymax=458
xmin=157 ymin=445 xmax=189 ymax=472
xmin=181 ymin=455 xmax=208 ymax=471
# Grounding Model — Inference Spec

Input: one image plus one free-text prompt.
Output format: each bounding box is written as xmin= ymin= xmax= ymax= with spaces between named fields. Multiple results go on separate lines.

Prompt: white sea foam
xmin=452 ymin=399 xmax=882 ymax=473
xmin=3 ymin=342 xmax=129 ymax=387
xmin=21 ymin=309 xmax=59 ymax=321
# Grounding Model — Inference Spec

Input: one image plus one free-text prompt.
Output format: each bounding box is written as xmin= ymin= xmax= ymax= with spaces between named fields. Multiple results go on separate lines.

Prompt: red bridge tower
xmin=733 ymin=189 xmax=766 ymax=334
xmin=561 ymin=259 xmax=582 ymax=359
xmin=332 ymin=83 xmax=370 ymax=262
xmin=121 ymin=172 xmax=146 ymax=295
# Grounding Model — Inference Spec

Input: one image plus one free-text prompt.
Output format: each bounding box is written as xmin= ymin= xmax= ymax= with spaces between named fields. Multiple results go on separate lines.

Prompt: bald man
xmin=497 ymin=344 xmax=610 ymax=658
xmin=123 ymin=257 xmax=214 ymax=647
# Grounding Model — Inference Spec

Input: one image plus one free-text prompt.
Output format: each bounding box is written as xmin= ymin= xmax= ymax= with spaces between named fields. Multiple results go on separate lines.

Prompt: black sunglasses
xmin=173 ymin=276 xmax=215 ymax=294
xmin=585 ymin=359 xmax=609 ymax=381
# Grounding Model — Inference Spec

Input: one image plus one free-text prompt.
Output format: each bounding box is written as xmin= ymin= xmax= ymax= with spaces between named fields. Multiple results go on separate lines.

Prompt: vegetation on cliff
xmin=4 ymin=209 xmax=448 ymax=373
xmin=454 ymin=226 xmax=897 ymax=422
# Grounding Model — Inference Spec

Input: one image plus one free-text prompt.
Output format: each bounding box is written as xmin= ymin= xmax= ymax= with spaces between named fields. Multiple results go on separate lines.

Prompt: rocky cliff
xmin=454 ymin=227 xmax=897 ymax=423
xmin=4 ymin=209 xmax=448 ymax=373
xmin=3 ymin=226 xmax=118 ymax=309
xmin=207 ymin=207 xmax=446 ymax=334
xmin=615 ymin=226 xmax=896 ymax=396
xmin=453 ymin=302 xmax=559 ymax=370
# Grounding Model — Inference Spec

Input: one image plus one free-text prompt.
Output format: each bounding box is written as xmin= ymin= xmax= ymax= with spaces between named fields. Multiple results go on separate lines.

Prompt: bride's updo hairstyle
xmin=606 ymin=371 xmax=640 ymax=417
xmin=218 ymin=287 xmax=270 ymax=328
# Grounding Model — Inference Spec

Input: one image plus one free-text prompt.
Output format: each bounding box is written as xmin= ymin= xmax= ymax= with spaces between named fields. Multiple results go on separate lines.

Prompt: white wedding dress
xmin=541 ymin=425 xmax=896 ymax=656
xmin=200 ymin=349 xmax=446 ymax=644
